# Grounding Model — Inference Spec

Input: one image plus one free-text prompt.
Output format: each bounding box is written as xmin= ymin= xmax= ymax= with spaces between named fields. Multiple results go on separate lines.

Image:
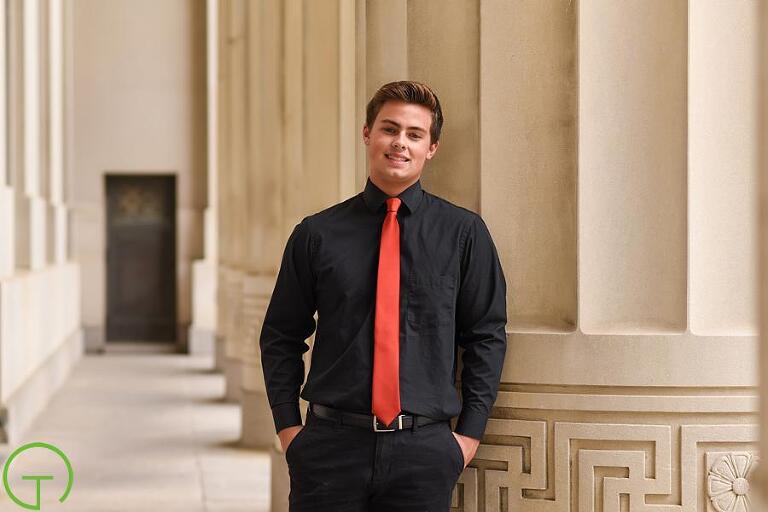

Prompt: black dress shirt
xmin=259 ymin=178 xmax=507 ymax=440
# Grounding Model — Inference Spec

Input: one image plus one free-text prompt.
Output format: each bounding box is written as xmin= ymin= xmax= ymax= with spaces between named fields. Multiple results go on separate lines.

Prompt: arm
xmin=454 ymin=215 xmax=508 ymax=441
xmin=259 ymin=218 xmax=318 ymax=434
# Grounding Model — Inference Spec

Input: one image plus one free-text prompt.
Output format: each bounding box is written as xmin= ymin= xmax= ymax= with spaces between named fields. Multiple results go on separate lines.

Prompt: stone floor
xmin=0 ymin=343 xmax=270 ymax=511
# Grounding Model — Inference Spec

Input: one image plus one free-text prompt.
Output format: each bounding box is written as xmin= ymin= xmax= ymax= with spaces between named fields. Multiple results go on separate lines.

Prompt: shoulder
xmin=423 ymin=190 xmax=487 ymax=238
xmin=423 ymin=190 xmax=479 ymax=221
xmin=299 ymin=193 xmax=361 ymax=230
xmin=423 ymin=191 xmax=498 ymax=255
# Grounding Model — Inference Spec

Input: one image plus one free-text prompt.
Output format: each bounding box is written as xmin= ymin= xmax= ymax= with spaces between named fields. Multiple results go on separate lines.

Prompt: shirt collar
xmin=363 ymin=177 xmax=424 ymax=214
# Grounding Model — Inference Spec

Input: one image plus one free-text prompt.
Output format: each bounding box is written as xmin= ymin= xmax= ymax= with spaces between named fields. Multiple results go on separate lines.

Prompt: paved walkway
xmin=0 ymin=343 xmax=270 ymax=511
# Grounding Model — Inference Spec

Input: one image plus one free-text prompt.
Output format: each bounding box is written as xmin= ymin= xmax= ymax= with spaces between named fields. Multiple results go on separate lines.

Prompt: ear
xmin=425 ymin=140 xmax=439 ymax=160
xmin=362 ymin=125 xmax=371 ymax=144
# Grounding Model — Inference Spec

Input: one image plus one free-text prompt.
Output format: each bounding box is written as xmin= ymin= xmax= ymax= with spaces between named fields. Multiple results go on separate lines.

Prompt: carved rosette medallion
xmin=707 ymin=452 xmax=758 ymax=512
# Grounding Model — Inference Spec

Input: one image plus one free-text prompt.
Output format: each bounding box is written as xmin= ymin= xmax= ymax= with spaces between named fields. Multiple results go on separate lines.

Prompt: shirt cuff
xmin=454 ymin=408 xmax=488 ymax=441
xmin=272 ymin=402 xmax=302 ymax=433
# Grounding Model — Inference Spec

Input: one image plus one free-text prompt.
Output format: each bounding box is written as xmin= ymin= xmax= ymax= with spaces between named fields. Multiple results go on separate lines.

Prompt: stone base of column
xmin=270 ymin=446 xmax=290 ymax=512
xmin=240 ymin=388 xmax=274 ymax=448
xmin=213 ymin=335 xmax=225 ymax=372
xmin=0 ymin=328 xmax=83 ymax=444
xmin=223 ymin=356 xmax=243 ymax=403
xmin=0 ymin=186 xmax=12 ymax=277
xmin=187 ymin=325 xmax=215 ymax=355
xmin=83 ymin=324 xmax=105 ymax=353
xmin=175 ymin=322 xmax=189 ymax=353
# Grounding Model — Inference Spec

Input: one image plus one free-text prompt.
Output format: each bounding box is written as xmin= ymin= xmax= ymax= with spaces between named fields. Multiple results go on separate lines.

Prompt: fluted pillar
xmin=213 ymin=0 xmax=232 ymax=373
xmin=240 ymin=0 xmax=285 ymax=449
xmin=220 ymin=0 xmax=248 ymax=404
xmin=246 ymin=1 xmax=363 ymax=509
xmin=263 ymin=3 xmax=306 ymax=505
xmin=464 ymin=2 xmax=757 ymax=511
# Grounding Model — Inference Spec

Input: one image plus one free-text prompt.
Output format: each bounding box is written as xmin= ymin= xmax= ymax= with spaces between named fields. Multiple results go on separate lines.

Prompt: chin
xmin=382 ymin=167 xmax=418 ymax=181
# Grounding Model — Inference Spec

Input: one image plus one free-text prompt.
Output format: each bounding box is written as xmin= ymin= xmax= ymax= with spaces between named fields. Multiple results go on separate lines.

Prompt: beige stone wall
xmin=212 ymin=1 xmax=763 ymax=510
xmin=69 ymin=0 xmax=207 ymax=351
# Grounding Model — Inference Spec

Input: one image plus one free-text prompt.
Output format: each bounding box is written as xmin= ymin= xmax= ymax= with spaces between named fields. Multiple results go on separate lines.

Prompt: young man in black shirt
xmin=260 ymin=81 xmax=507 ymax=511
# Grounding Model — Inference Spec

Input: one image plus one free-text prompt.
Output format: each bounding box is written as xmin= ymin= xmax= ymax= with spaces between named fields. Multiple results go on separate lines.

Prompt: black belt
xmin=310 ymin=403 xmax=445 ymax=432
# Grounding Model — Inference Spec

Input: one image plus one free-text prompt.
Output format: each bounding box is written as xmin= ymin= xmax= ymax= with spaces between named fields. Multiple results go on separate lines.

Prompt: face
xmin=363 ymin=101 xmax=439 ymax=190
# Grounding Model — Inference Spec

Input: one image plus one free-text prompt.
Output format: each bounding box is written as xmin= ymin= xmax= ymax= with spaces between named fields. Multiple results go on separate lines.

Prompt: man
xmin=260 ymin=80 xmax=507 ymax=511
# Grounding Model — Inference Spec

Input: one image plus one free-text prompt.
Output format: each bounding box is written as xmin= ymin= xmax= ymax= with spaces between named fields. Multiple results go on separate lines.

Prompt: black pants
xmin=285 ymin=407 xmax=465 ymax=511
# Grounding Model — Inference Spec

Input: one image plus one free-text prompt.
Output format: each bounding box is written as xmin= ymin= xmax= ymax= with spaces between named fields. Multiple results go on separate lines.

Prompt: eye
xmin=383 ymin=127 xmax=397 ymax=134
xmin=408 ymin=133 xmax=422 ymax=140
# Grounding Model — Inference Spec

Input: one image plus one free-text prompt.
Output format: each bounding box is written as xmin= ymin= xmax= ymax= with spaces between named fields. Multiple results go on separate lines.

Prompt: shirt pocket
xmin=406 ymin=272 xmax=456 ymax=334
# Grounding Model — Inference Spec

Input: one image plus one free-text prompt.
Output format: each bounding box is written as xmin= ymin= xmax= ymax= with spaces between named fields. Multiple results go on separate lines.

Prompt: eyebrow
xmin=380 ymin=119 xmax=428 ymax=134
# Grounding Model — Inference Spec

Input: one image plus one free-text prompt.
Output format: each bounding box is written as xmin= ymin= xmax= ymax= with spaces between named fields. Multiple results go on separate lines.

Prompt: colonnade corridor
xmin=0 ymin=344 xmax=269 ymax=511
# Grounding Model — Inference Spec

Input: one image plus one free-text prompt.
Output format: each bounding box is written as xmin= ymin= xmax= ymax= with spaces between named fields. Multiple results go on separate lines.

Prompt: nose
xmin=392 ymin=134 xmax=407 ymax=150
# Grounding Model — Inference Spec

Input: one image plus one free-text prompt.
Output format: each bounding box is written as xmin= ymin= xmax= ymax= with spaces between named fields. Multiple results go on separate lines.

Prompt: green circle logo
xmin=2 ymin=442 xmax=73 ymax=510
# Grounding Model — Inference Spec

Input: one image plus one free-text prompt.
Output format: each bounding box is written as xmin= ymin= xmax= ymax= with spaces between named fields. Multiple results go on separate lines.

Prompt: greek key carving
xmin=449 ymin=419 xmax=758 ymax=512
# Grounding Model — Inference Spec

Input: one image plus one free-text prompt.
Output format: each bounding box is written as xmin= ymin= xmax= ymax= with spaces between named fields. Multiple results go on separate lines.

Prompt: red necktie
xmin=372 ymin=197 xmax=402 ymax=426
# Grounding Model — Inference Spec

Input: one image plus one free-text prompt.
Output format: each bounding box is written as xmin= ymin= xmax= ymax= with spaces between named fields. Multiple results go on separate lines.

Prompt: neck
xmin=369 ymin=174 xmax=417 ymax=197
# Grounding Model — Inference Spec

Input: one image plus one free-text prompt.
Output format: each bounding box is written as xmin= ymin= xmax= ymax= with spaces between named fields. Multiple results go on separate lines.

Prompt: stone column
xmin=240 ymin=0 xmax=285 ymax=449
xmin=189 ymin=0 xmax=220 ymax=356
xmin=258 ymin=2 xmax=361 ymax=509
xmin=213 ymin=0 xmax=231 ymax=373
xmin=407 ymin=0 xmax=480 ymax=210
xmin=47 ymin=0 xmax=67 ymax=267
xmin=266 ymin=3 xmax=306 ymax=507
xmin=465 ymin=2 xmax=758 ymax=511
xmin=0 ymin=0 xmax=11 ymax=277
xmin=364 ymin=0 xmax=407 ymax=96
xmin=12 ymin=0 xmax=47 ymax=272
xmin=220 ymin=0 xmax=249 ymax=404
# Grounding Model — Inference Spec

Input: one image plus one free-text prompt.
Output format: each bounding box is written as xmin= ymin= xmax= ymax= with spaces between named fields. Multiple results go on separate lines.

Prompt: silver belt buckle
xmin=373 ymin=415 xmax=404 ymax=432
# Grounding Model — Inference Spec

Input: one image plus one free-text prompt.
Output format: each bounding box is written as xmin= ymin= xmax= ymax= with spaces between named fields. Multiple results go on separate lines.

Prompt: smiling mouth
xmin=385 ymin=153 xmax=410 ymax=162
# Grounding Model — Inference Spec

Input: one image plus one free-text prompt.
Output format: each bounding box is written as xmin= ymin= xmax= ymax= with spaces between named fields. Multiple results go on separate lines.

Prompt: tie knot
xmin=386 ymin=197 xmax=401 ymax=213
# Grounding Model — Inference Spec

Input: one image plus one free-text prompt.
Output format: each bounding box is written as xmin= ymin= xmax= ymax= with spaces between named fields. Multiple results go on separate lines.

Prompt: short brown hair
xmin=365 ymin=81 xmax=444 ymax=144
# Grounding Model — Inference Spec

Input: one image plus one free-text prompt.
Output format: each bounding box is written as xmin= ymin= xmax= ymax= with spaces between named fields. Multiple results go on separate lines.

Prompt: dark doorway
xmin=105 ymin=175 xmax=177 ymax=342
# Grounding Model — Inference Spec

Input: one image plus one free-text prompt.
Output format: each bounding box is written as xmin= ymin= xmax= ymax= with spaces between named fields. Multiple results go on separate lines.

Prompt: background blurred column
xmin=13 ymin=0 xmax=46 ymax=271
xmin=219 ymin=0 xmax=248 ymax=403
xmin=266 ymin=2 xmax=305 ymax=505
xmin=47 ymin=0 xmax=67 ymax=267
xmin=188 ymin=0 xmax=220 ymax=356
xmin=239 ymin=0 xmax=284 ymax=449
xmin=0 ymin=0 xmax=11 ymax=276
xmin=214 ymin=0 xmax=231 ymax=373
xmin=260 ymin=1 xmax=361 ymax=509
